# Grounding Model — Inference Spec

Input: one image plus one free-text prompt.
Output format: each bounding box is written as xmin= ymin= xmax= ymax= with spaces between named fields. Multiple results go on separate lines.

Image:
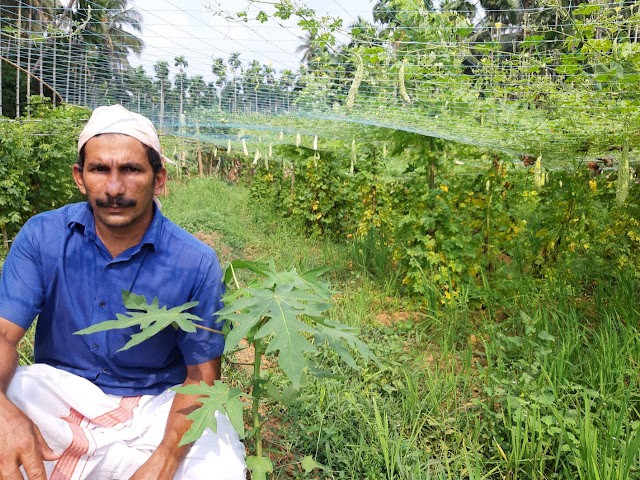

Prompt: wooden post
xmin=2 ymin=226 xmax=8 ymax=251
xmin=197 ymin=148 xmax=203 ymax=177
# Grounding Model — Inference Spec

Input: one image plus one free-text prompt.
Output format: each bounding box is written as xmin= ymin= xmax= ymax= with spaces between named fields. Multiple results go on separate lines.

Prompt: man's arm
xmin=0 ymin=318 xmax=58 ymax=480
xmin=130 ymin=357 xmax=222 ymax=480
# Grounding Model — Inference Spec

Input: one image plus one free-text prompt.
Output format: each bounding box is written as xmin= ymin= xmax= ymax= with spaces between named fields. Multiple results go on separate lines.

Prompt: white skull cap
xmin=78 ymin=105 xmax=172 ymax=164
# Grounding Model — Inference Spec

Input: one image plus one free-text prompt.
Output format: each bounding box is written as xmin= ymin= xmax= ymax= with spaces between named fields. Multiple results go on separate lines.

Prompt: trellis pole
xmin=350 ymin=138 xmax=356 ymax=175
xmin=616 ymin=138 xmax=630 ymax=206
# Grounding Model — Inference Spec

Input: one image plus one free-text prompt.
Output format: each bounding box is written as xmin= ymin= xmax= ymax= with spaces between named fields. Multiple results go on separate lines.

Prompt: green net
xmin=1 ymin=0 xmax=639 ymax=167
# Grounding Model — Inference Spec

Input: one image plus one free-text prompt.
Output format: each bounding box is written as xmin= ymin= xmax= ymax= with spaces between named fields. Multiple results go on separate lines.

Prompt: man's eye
xmin=126 ymin=166 xmax=139 ymax=173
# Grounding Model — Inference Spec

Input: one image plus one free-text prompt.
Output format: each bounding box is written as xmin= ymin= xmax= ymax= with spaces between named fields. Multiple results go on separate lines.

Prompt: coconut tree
xmin=245 ymin=59 xmax=262 ymax=113
xmin=227 ymin=52 xmax=241 ymax=113
xmin=348 ymin=16 xmax=381 ymax=49
xmin=154 ymin=60 xmax=170 ymax=127
xmin=188 ymin=74 xmax=206 ymax=110
xmin=441 ymin=0 xmax=477 ymax=20
xmin=127 ymin=65 xmax=153 ymax=113
xmin=174 ymin=55 xmax=188 ymax=117
xmin=279 ymin=69 xmax=296 ymax=112
xmin=211 ymin=56 xmax=226 ymax=112
xmin=70 ymin=0 xmax=144 ymax=104
xmin=295 ymin=30 xmax=322 ymax=65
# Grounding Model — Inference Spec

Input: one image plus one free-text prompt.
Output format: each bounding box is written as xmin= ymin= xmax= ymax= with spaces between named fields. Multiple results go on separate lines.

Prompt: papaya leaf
xmin=313 ymin=318 xmax=378 ymax=369
xmin=246 ymin=455 xmax=273 ymax=480
xmin=172 ymin=380 xmax=249 ymax=444
xmin=223 ymin=259 xmax=271 ymax=285
xmin=219 ymin=284 xmax=322 ymax=388
xmin=74 ymin=290 xmax=202 ymax=351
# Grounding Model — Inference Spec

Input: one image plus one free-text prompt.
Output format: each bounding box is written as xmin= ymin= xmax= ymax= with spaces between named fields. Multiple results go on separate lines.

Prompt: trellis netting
xmin=1 ymin=0 xmax=639 ymax=168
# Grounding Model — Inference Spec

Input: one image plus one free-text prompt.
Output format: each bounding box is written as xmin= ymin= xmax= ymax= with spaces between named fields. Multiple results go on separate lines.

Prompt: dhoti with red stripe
xmin=7 ymin=364 xmax=246 ymax=480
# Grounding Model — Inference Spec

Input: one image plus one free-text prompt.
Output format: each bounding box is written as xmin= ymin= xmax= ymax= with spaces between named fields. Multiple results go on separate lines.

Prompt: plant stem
xmin=230 ymin=263 xmax=241 ymax=290
xmin=252 ymin=336 xmax=265 ymax=459
xmin=194 ymin=324 xmax=223 ymax=335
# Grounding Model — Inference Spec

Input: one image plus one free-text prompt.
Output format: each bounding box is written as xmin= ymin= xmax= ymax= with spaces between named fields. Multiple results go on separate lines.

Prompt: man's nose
xmin=105 ymin=172 xmax=125 ymax=196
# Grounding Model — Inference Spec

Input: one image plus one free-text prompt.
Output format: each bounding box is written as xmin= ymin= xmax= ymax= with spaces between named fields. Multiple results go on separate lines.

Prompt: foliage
xmin=74 ymin=291 xmax=206 ymax=351
xmin=0 ymin=97 xmax=86 ymax=243
xmin=249 ymin=130 xmax=640 ymax=309
xmin=173 ymin=381 xmax=247 ymax=444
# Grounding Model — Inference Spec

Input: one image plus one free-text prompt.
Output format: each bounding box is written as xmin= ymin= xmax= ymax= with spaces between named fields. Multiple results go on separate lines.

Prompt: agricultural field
xmin=145 ymin=173 xmax=640 ymax=479
xmin=2 ymin=0 xmax=640 ymax=478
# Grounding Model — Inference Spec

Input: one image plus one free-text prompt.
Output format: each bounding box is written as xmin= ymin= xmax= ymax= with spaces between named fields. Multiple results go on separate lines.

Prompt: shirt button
xmin=93 ymin=344 xmax=99 ymax=350
xmin=102 ymin=368 xmax=108 ymax=374
xmin=99 ymin=301 xmax=106 ymax=308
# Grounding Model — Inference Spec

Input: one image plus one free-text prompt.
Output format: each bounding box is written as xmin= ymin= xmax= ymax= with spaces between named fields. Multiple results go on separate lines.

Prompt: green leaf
xmin=573 ymin=3 xmax=601 ymax=16
xmin=313 ymin=318 xmax=378 ymax=369
xmin=223 ymin=259 xmax=271 ymax=285
xmin=172 ymin=380 xmax=249 ymax=443
xmin=537 ymin=330 xmax=555 ymax=342
xmin=265 ymin=382 xmax=314 ymax=405
xmin=74 ymin=291 xmax=203 ymax=351
xmin=256 ymin=11 xmax=269 ymax=23
xmin=218 ymin=263 xmax=334 ymax=388
xmin=246 ymin=455 xmax=273 ymax=480
xmin=301 ymin=455 xmax=326 ymax=473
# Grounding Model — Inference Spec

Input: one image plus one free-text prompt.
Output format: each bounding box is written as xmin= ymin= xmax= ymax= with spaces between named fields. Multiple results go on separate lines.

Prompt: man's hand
xmin=0 ymin=395 xmax=59 ymax=480
xmin=129 ymin=444 xmax=182 ymax=480
xmin=0 ymin=318 xmax=58 ymax=479
xmin=130 ymin=358 xmax=222 ymax=480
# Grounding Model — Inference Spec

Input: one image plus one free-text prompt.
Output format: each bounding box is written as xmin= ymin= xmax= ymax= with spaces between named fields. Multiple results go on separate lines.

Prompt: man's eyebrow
xmin=119 ymin=161 xmax=146 ymax=169
xmin=85 ymin=160 xmax=107 ymax=167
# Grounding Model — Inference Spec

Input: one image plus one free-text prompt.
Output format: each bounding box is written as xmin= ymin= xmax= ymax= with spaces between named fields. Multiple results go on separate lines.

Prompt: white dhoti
xmin=6 ymin=364 xmax=246 ymax=480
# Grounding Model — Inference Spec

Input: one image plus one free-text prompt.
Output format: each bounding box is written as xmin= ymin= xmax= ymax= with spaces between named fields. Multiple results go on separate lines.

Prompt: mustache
xmin=95 ymin=196 xmax=137 ymax=208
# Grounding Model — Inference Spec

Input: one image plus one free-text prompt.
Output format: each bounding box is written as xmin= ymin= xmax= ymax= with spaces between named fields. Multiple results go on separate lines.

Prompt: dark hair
xmin=76 ymin=135 xmax=163 ymax=175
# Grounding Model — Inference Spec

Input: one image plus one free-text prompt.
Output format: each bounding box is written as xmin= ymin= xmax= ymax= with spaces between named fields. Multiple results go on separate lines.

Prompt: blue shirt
xmin=0 ymin=202 xmax=225 ymax=396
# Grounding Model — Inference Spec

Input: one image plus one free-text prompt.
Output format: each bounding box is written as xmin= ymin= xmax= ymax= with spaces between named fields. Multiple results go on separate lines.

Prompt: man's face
xmin=73 ymin=134 xmax=166 ymax=234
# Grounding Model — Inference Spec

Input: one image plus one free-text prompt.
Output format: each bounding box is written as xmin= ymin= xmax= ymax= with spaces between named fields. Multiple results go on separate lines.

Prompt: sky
xmin=129 ymin=0 xmax=375 ymax=82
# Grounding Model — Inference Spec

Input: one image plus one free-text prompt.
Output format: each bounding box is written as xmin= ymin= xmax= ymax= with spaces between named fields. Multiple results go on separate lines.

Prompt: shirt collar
xmin=67 ymin=201 xmax=164 ymax=252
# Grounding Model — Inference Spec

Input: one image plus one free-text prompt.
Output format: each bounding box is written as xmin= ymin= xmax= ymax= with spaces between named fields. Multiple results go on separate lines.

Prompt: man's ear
xmin=72 ymin=164 xmax=87 ymax=195
xmin=153 ymin=167 xmax=167 ymax=196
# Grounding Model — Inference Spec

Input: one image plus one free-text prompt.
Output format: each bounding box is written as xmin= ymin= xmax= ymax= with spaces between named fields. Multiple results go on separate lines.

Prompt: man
xmin=0 ymin=105 xmax=246 ymax=479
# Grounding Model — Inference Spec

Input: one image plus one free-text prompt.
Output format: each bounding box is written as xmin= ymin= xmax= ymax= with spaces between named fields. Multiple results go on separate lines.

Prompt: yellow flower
xmin=589 ymin=179 xmax=597 ymax=192
xmin=440 ymin=184 xmax=449 ymax=193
